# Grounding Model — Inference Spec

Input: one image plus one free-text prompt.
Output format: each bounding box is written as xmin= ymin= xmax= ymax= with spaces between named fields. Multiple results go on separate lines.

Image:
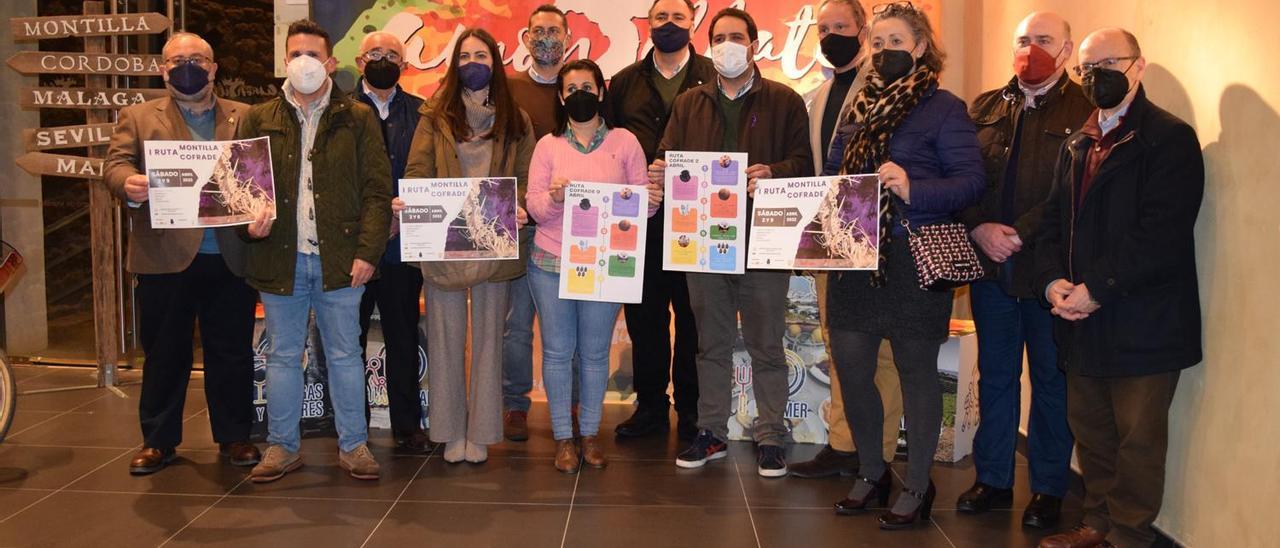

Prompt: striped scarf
xmin=839 ymin=65 xmax=938 ymax=286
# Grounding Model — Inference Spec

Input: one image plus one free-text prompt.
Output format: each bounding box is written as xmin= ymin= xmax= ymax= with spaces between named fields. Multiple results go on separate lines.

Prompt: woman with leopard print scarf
xmin=821 ymin=2 xmax=985 ymax=531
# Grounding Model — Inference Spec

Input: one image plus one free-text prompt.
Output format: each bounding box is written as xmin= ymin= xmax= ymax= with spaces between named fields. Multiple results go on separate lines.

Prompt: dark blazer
xmin=103 ymin=96 xmax=250 ymax=277
xmin=824 ymin=84 xmax=985 ymax=236
xmin=606 ymin=45 xmax=717 ymax=164
xmin=959 ymin=75 xmax=1094 ymax=297
xmin=1034 ymin=86 xmax=1204 ymax=377
xmin=353 ymin=80 xmax=424 ymax=264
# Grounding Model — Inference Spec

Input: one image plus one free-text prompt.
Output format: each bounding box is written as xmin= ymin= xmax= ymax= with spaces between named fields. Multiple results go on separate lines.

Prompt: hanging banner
xmin=558 ymin=181 xmax=650 ymax=304
xmin=662 ymin=150 xmax=747 ymax=274
xmin=748 ymin=174 xmax=880 ymax=270
xmin=398 ymin=177 xmax=519 ymax=262
xmin=143 ymin=137 xmax=276 ymax=228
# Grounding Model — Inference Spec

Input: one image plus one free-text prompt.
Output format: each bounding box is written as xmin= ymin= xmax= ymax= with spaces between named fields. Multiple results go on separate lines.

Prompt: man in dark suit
xmin=103 ymin=32 xmax=259 ymax=475
xmin=1035 ymin=28 xmax=1204 ymax=548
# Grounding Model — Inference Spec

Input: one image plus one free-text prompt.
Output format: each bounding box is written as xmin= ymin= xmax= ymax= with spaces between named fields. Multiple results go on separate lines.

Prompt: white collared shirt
xmin=529 ymin=66 xmax=558 ymax=85
xmin=653 ymin=49 xmax=691 ymax=80
xmin=362 ymin=80 xmax=396 ymax=120
xmin=717 ymin=68 xmax=756 ymax=101
xmin=282 ymin=78 xmax=333 ymax=256
xmin=1098 ymin=100 xmax=1132 ymax=136
xmin=1018 ymin=73 xmax=1062 ymax=110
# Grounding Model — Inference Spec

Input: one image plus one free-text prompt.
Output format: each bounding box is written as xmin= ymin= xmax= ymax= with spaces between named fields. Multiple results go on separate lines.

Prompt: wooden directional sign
xmin=6 ymin=51 xmax=163 ymax=76
xmin=15 ymin=152 xmax=104 ymax=179
xmin=10 ymin=13 xmax=170 ymax=40
xmin=19 ymin=86 xmax=166 ymax=110
xmin=23 ymin=123 xmax=116 ymax=152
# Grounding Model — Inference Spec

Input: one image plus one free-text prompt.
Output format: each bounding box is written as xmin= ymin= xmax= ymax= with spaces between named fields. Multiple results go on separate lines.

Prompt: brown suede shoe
xmin=129 ymin=447 xmax=176 ymax=476
xmin=1038 ymin=524 xmax=1107 ymax=548
xmin=339 ymin=444 xmax=381 ymax=480
xmin=554 ymin=439 xmax=580 ymax=474
xmin=219 ymin=442 xmax=262 ymax=467
xmin=250 ymin=445 xmax=302 ymax=483
xmin=503 ymin=410 xmax=529 ymax=442
xmin=581 ymin=436 xmax=607 ymax=469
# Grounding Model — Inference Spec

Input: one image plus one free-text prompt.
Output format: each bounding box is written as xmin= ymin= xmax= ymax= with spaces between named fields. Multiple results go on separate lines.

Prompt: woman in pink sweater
xmin=526 ymin=59 xmax=661 ymax=473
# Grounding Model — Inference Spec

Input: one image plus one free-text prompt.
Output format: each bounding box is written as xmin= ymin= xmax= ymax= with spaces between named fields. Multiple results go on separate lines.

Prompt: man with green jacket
xmin=239 ymin=20 xmax=392 ymax=483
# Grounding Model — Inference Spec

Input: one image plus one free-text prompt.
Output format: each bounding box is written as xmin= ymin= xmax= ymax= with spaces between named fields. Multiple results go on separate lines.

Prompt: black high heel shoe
xmin=833 ymin=467 xmax=892 ymax=515
xmin=878 ymin=481 xmax=936 ymax=530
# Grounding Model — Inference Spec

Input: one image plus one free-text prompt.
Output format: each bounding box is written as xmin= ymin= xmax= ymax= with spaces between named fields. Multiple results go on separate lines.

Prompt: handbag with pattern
xmin=901 ymin=218 xmax=985 ymax=291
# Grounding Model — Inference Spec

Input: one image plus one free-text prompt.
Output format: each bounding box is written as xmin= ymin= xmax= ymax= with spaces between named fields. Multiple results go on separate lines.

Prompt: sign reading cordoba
xmin=15 ymin=152 xmax=104 ymax=179
xmin=19 ymin=86 xmax=167 ymax=109
xmin=10 ymin=13 xmax=170 ymax=40
xmin=6 ymin=52 xmax=163 ymax=76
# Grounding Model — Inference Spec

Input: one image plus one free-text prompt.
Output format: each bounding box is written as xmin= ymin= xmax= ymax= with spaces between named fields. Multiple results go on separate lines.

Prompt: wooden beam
xmin=18 ymin=86 xmax=166 ymax=110
xmin=23 ymin=123 xmax=116 ymax=152
xmin=83 ymin=1 xmax=120 ymax=387
xmin=14 ymin=151 xmax=104 ymax=179
xmin=6 ymin=51 xmax=163 ymax=76
xmin=10 ymin=13 xmax=170 ymax=40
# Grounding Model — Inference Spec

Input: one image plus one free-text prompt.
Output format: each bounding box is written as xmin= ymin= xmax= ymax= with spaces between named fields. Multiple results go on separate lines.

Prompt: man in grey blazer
xmin=103 ymin=32 xmax=260 ymax=475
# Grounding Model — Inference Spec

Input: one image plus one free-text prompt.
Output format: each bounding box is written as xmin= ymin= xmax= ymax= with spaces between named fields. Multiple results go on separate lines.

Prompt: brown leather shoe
xmin=1038 ymin=524 xmax=1107 ymax=548
xmin=554 ymin=439 xmax=580 ymax=474
xmin=580 ymin=436 xmax=607 ymax=468
xmin=504 ymin=410 xmax=529 ymax=442
xmin=250 ymin=445 xmax=302 ymax=483
xmin=219 ymin=442 xmax=261 ymax=467
xmin=129 ymin=447 xmax=176 ymax=476
xmin=338 ymin=444 xmax=381 ymax=480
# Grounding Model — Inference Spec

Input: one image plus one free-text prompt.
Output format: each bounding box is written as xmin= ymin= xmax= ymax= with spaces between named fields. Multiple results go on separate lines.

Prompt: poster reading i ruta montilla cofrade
xmin=662 ymin=151 xmax=748 ymax=274
xmin=559 ymin=181 xmax=650 ymax=304
xmin=748 ymin=174 xmax=880 ymax=270
xmin=398 ymin=177 xmax=519 ymax=262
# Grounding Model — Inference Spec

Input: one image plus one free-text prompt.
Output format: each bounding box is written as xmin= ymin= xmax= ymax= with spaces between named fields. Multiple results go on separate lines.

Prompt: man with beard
xmin=104 ymin=32 xmax=260 ymax=475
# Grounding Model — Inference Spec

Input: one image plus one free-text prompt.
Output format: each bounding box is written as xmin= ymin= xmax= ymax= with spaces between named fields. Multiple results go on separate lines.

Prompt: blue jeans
xmin=260 ymin=253 xmax=368 ymax=453
xmin=501 ymin=273 xmax=535 ymax=412
xmin=527 ymin=261 xmax=618 ymax=440
xmin=970 ymin=280 xmax=1073 ymax=496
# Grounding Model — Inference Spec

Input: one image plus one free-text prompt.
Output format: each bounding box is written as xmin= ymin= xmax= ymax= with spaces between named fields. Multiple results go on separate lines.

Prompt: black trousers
xmin=622 ymin=230 xmax=699 ymax=415
xmin=136 ymin=253 xmax=256 ymax=448
xmin=358 ymin=260 xmax=426 ymax=438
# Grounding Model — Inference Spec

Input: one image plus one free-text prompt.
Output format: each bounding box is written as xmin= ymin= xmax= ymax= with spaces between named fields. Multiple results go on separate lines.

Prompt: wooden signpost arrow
xmin=15 ymin=151 xmax=105 ymax=179
xmin=6 ymin=51 xmax=163 ymax=76
xmin=22 ymin=123 xmax=117 ymax=151
xmin=18 ymin=86 xmax=167 ymax=109
xmin=10 ymin=12 xmax=170 ymax=40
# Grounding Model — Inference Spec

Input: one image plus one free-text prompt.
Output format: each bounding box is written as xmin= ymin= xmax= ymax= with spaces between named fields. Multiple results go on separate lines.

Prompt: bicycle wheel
xmin=0 ymin=351 xmax=15 ymax=443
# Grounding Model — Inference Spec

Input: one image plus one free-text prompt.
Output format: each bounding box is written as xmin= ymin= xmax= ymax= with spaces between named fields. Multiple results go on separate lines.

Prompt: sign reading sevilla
xmin=22 ymin=123 xmax=116 ymax=151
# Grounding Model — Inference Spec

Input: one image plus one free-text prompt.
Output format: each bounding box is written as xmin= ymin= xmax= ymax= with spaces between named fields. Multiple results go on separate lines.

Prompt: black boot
xmin=614 ymin=405 xmax=670 ymax=437
xmin=790 ymin=446 xmax=859 ymax=479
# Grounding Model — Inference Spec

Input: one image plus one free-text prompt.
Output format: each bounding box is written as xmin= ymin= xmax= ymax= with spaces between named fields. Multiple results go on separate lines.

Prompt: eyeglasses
xmin=165 ymin=55 xmax=211 ymax=68
xmin=1072 ymin=56 xmax=1138 ymax=78
xmin=528 ymin=27 xmax=565 ymax=39
xmin=361 ymin=50 xmax=402 ymax=64
xmin=872 ymin=1 xmax=918 ymax=15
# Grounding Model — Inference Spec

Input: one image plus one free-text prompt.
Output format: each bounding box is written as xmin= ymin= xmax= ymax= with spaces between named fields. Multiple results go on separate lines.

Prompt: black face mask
xmin=873 ymin=49 xmax=915 ymax=84
xmin=563 ymin=90 xmax=600 ymax=123
xmin=1082 ymin=67 xmax=1132 ymax=110
xmin=363 ymin=58 xmax=401 ymax=90
xmin=820 ymin=33 xmax=861 ymax=69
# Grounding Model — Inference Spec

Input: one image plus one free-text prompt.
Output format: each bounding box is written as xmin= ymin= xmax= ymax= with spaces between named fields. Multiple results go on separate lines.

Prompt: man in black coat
xmin=1035 ymin=28 xmax=1204 ymax=548
xmin=955 ymin=11 xmax=1093 ymax=529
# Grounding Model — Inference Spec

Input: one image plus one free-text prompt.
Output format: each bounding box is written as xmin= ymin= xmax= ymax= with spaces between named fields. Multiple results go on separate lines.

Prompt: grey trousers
xmin=424 ymin=280 xmax=508 ymax=445
xmin=829 ymin=328 xmax=943 ymax=493
xmin=687 ymin=271 xmax=791 ymax=446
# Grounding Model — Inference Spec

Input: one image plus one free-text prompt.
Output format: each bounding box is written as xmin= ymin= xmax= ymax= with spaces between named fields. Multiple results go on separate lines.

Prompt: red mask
xmin=1013 ymin=44 xmax=1062 ymax=85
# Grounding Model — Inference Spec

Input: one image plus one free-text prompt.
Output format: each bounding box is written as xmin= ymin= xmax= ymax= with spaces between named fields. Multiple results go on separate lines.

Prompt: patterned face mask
xmin=529 ymin=36 xmax=565 ymax=66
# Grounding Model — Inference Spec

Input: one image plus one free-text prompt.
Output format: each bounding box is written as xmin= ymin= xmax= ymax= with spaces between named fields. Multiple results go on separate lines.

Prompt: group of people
xmin=101 ymin=1 xmax=1203 ymax=547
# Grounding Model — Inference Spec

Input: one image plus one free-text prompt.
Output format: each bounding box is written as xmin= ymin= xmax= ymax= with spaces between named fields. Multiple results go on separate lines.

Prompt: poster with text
xmin=748 ymin=174 xmax=880 ymax=270
xmin=558 ymin=181 xmax=649 ymax=303
xmin=398 ymin=177 xmax=519 ymax=262
xmin=662 ymin=151 xmax=748 ymax=274
xmin=144 ymin=136 xmax=275 ymax=228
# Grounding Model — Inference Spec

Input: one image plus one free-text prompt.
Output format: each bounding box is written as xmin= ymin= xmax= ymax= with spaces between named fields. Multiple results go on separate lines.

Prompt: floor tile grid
xmin=356 ymin=443 xmax=437 ymax=547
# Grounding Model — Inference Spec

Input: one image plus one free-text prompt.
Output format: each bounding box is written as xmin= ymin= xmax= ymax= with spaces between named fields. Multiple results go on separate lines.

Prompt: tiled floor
xmin=0 ymin=364 xmax=1084 ymax=548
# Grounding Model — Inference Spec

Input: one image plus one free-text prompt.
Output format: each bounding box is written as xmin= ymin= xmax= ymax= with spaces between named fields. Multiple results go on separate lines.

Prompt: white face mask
xmin=711 ymin=41 xmax=751 ymax=79
xmin=286 ymin=55 xmax=328 ymax=94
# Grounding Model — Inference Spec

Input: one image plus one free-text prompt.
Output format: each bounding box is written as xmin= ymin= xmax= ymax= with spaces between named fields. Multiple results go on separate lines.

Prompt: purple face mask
xmin=458 ymin=62 xmax=492 ymax=91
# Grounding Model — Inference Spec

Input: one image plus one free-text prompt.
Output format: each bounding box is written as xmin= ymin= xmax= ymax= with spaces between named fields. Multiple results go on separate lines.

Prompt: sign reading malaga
xmin=6 ymin=51 xmax=163 ymax=76
xmin=19 ymin=86 xmax=167 ymax=109
xmin=10 ymin=13 xmax=170 ymax=40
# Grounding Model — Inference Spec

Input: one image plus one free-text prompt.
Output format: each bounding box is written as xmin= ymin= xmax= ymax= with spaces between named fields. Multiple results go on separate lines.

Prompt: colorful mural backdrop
xmin=316 ymin=0 xmax=942 ymax=98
